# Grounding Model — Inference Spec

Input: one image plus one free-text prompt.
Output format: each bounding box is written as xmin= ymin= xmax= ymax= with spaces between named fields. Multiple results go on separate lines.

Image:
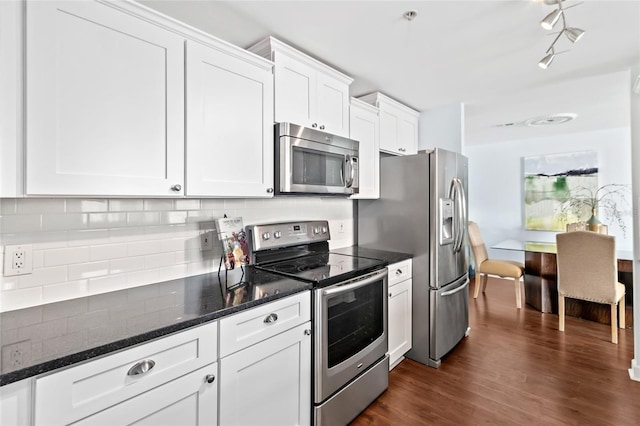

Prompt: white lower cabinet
xmin=387 ymin=259 xmax=413 ymax=370
xmin=219 ymin=322 xmax=312 ymax=426
xmin=0 ymin=378 xmax=32 ymax=426
xmin=74 ymin=363 xmax=218 ymax=426
xmin=34 ymin=322 xmax=218 ymax=425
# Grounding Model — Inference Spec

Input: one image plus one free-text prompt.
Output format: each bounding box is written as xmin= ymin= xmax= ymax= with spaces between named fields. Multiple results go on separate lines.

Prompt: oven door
xmin=278 ymin=135 xmax=358 ymax=195
xmin=314 ymin=268 xmax=388 ymax=403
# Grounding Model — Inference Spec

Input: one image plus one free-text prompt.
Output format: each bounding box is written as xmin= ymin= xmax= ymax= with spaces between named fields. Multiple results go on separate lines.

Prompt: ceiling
xmin=142 ymin=0 xmax=640 ymax=145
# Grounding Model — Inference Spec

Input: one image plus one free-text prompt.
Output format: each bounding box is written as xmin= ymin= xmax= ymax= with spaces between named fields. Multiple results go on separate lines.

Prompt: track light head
xmin=541 ymin=9 xmax=562 ymax=30
xmin=538 ymin=52 xmax=556 ymax=69
xmin=564 ymin=27 xmax=585 ymax=43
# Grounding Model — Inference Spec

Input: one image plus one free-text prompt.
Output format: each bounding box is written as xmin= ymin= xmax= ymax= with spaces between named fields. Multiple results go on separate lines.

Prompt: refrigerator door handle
xmin=455 ymin=178 xmax=467 ymax=253
xmin=441 ymin=280 xmax=469 ymax=297
xmin=452 ymin=178 xmax=464 ymax=253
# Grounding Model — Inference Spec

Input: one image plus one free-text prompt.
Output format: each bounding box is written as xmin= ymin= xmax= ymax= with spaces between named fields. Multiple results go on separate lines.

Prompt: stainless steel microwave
xmin=275 ymin=123 xmax=359 ymax=196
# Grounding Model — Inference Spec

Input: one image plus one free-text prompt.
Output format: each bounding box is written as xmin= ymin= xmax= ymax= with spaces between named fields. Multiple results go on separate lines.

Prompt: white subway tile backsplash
xmin=0 ymin=287 xmax=43 ymax=312
xmin=1 ymin=214 xmax=42 ymax=233
xmin=90 ymin=243 xmax=127 ymax=261
xmin=66 ymin=199 xmax=109 ymax=213
xmin=109 ymin=257 xmax=145 ymax=274
xmin=0 ymin=197 xmax=353 ymax=312
xmin=89 ymin=212 xmax=128 ymax=229
xmin=109 ymin=199 xmax=143 ymax=212
xmin=42 ymin=280 xmax=90 ymax=305
xmin=18 ymin=266 xmax=67 ymax=288
xmin=17 ymin=199 xmax=66 ymax=214
xmin=161 ymin=211 xmax=188 ymax=225
xmin=68 ymin=261 xmax=110 ymax=280
xmin=88 ymin=274 xmax=128 ymax=295
xmin=42 ymin=213 xmax=88 ymax=231
xmin=0 ymin=198 xmax=17 ymax=215
xmin=44 ymin=247 xmax=91 ymax=267
xmin=174 ymin=199 xmax=201 ymax=210
xmin=143 ymin=199 xmax=173 ymax=211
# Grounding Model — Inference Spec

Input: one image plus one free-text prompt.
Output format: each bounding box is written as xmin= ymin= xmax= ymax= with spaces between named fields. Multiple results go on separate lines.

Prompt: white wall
xmin=419 ymin=103 xmax=464 ymax=153
xmin=629 ymin=65 xmax=640 ymax=381
xmin=0 ymin=197 xmax=354 ymax=312
xmin=466 ymin=127 xmax=633 ymax=263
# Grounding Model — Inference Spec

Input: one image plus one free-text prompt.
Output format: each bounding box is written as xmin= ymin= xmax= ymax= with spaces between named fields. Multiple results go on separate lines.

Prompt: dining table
xmin=492 ymin=239 xmax=633 ymax=326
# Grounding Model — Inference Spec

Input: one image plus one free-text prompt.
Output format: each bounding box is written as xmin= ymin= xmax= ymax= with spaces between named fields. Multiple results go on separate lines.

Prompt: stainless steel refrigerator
xmin=358 ymin=148 xmax=469 ymax=368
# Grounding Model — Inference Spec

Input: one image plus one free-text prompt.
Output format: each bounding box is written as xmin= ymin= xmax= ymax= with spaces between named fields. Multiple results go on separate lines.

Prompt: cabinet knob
xmin=389 ymin=292 xmax=393 ymax=298
xmin=127 ymin=359 xmax=155 ymax=377
xmin=311 ymin=123 xmax=318 ymax=128
xmin=398 ymin=148 xmax=406 ymax=153
xmin=205 ymin=374 xmax=216 ymax=384
xmin=171 ymin=184 xmax=182 ymax=192
xmin=396 ymin=269 xmax=403 ymax=275
xmin=264 ymin=313 xmax=278 ymax=324
xmin=266 ymin=187 xmax=274 ymax=193
xmin=319 ymin=125 xmax=325 ymax=130
xmin=304 ymin=329 xmax=312 ymax=336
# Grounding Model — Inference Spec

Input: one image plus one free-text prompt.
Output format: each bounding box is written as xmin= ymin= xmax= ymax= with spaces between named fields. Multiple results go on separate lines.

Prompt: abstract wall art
xmin=523 ymin=151 xmax=598 ymax=231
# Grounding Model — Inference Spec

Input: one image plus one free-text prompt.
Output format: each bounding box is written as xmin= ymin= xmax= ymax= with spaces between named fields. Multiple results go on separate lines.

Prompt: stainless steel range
xmin=248 ymin=220 xmax=389 ymax=426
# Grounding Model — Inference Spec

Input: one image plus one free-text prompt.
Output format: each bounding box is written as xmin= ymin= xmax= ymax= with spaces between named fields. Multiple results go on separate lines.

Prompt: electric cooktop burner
xmin=258 ymin=252 xmax=385 ymax=287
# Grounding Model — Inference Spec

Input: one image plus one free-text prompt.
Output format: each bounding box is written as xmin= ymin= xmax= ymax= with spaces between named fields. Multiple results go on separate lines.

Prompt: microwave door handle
xmin=345 ymin=155 xmax=354 ymax=188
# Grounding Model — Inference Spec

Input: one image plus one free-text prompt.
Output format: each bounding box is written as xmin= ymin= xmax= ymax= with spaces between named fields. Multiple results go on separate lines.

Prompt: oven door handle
xmin=322 ymin=268 xmax=388 ymax=297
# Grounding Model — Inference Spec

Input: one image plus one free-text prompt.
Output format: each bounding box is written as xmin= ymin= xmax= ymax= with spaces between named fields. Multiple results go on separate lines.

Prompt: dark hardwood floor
xmin=352 ymin=277 xmax=638 ymax=426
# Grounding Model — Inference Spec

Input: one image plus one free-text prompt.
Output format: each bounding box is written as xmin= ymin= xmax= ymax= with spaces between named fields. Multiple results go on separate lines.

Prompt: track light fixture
xmin=538 ymin=0 xmax=585 ymax=68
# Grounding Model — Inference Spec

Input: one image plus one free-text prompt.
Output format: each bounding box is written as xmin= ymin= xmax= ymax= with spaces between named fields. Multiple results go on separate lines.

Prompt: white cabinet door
xmin=350 ymin=100 xmax=379 ymax=199
xmin=273 ymin=52 xmax=316 ymax=129
xmin=186 ymin=41 xmax=274 ymax=197
xmin=316 ymin=72 xmax=350 ymax=137
xmin=388 ymin=279 xmax=412 ymax=370
xmin=398 ymin=113 xmax=419 ymax=155
xmin=379 ymin=104 xmax=418 ymax=156
xmin=0 ymin=379 xmax=32 ymax=426
xmin=378 ymin=108 xmax=400 ymax=155
xmin=74 ymin=363 xmax=218 ymax=426
xmin=25 ymin=0 xmax=185 ymax=196
xmin=219 ymin=322 xmax=311 ymax=426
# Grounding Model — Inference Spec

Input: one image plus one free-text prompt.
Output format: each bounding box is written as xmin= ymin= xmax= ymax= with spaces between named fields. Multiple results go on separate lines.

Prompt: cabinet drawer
xmin=219 ymin=291 xmax=311 ymax=357
xmin=388 ymin=259 xmax=412 ymax=287
xmin=34 ymin=322 xmax=217 ymax=426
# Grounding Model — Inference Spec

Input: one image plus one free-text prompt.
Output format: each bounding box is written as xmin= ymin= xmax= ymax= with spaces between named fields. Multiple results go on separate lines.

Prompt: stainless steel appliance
xmin=358 ymin=148 xmax=469 ymax=368
xmin=275 ymin=123 xmax=359 ymax=196
xmin=248 ymin=220 xmax=388 ymax=426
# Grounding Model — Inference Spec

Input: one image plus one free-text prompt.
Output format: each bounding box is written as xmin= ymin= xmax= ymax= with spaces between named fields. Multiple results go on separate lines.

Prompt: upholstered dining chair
xmin=468 ymin=221 xmax=525 ymax=308
xmin=556 ymin=231 xmax=625 ymax=344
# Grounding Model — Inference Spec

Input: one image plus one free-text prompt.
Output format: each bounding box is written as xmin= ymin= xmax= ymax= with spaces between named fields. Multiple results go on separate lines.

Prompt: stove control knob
xmin=274 ymin=231 xmax=282 ymax=239
xmin=262 ymin=232 xmax=270 ymax=241
xmin=313 ymin=227 xmax=319 ymax=235
xmin=321 ymin=226 xmax=328 ymax=234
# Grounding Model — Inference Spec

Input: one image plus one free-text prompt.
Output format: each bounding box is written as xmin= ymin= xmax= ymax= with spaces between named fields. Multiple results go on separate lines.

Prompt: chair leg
xmin=514 ymin=277 xmax=522 ymax=309
xmin=474 ymin=273 xmax=481 ymax=299
xmin=611 ymin=304 xmax=618 ymax=344
xmin=558 ymin=295 xmax=565 ymax=332
xmin=619 ymin=297 xmax=626 ymax=329
xmin=481 ymin=274 xmax=488 ymax=292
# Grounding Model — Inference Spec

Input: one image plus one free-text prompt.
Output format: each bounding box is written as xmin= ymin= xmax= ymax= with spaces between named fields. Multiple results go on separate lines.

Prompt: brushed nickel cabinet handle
xmin=171 ymin=184 xmax=182 ymax=192
xmin=304 ymin=329 xmax=311 ymax=336
xmin=127 ymin=359 xmax=155 ymax=377
xmin=205 ymin=374 xmax=215 ymax=384
xmin=264 ymin=313 xmax=278 ymax=324
xmin=266 ymin=187 xmax=274 ymax=193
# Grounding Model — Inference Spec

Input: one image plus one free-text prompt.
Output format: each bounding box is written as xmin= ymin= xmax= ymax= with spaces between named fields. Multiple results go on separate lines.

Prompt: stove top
xmin=257 ymin=252 xmax=386 ymax=287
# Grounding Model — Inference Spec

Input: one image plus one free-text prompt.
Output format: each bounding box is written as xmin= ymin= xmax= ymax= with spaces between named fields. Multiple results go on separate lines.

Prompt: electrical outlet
xmin=1 ymin=341 xmax=31 ymax=371
xmin=338 ymin=222 xmax=345 ymax=233
xmin=3 ymin=244 xmax=33 ymax=277
xmin=200 ymin=231 xmax=214 ymax=252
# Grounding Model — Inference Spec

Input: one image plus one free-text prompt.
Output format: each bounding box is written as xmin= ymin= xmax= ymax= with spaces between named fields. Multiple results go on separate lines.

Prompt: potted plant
xmin=558 ymin=183 xmax=631 ymax=235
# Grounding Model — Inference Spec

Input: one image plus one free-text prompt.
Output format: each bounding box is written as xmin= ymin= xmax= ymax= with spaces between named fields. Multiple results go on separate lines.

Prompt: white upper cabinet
xmin=25 ymin=0 xmax=185 ymax=196
xmin=349 ymin=98 xmax=380 ymax=199
xmin=185 ymin=41 xmax=274 ymax=197
xmin=358 ymin=92 xmax=420 ymax=156
xmin=250 ymin=37 xmax=353 ymax=137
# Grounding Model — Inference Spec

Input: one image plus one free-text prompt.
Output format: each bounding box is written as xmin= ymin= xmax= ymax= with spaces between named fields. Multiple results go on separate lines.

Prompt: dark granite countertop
xmin=0 ymin=266 xmax=311 ymax=386
xmin=330 ymin=246 xmax=412 ymax=265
